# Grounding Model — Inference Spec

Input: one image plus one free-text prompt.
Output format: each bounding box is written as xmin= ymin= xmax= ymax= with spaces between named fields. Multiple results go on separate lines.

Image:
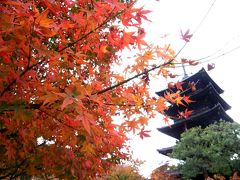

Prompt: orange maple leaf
xmin=156 ymin=98 xmax=167 ymax=113
xmin=35 ymin=9 xmax=54 ymax=28
xmin=182 ymin=95 xmax=195 ymax=104
xmin=175 ymin=96 xmax=185 ymax=106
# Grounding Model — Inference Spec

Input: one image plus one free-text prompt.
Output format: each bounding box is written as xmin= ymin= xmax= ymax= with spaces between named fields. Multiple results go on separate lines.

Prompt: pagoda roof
xmin=165 ymin=83 xmax=231 ymax=119
xmin=157 ymin=103 xmax=233 ymax=139
xmin=156 ymin=68 xmax=224 ymax=97
xmin=190 ymin=82 xmax=231 ymax=110
xmin=157 ymin=146 xmax=174 ymax=156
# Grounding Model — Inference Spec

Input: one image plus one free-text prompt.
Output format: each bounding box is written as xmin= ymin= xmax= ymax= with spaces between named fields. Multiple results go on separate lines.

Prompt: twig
xmin=0 ymin=59 xmax=45 ymax=97
xmin=92 ymin=59 xmax=175 ymax=95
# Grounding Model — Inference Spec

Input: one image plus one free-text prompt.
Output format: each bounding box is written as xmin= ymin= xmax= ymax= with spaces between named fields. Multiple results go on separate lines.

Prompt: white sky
xmin=127 ymin=0 xmax=240 ymax=177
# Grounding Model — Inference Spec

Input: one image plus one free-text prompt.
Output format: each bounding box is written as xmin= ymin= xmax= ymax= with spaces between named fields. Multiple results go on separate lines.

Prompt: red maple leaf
xmin=176 ymin=81 xmax=184 ymax=91
xmin=138 ymin=128 xmax=151 ymax=139
xmin=188 ymin=60 xmax=199 ymax=66
xmin=169 ymin=73 xmax=177 ymax=78
xmin=61 ymin=97 xmax=74 ymax=110
xmin=180 ymin=29 xmax=193 ymax=42
xmin=163 ymin=116 xmax=171 ymax=126
xmin=181 ymin=58 xmax=188 ymax=63
xmin=188 ymin=82 xmax=196 ymax=91
xmin=207 ymin=63 xmax=215 ymax=71
xmin=168 ymin=82 xmax=175 ymax=89
xmin=179 ymin=109 xmax=193 ymax=119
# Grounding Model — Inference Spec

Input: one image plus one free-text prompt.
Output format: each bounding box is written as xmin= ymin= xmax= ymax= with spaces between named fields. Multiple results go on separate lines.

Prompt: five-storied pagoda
xmin=156 ymin=68 xmax=233 ymax=156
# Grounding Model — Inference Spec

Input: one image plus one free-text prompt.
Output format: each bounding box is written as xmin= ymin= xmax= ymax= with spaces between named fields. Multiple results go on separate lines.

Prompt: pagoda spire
xmin=181 ymin=63 xmax=188 ymax=80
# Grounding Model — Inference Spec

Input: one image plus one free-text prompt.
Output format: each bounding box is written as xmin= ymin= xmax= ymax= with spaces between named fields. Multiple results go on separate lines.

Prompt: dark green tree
xmin=171 ymin=121 xmax=240 ymax=179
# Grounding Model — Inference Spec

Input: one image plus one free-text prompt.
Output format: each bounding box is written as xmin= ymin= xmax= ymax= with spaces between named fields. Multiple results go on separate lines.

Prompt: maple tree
xmin=0 ymin=0 xmax=195 ymax=179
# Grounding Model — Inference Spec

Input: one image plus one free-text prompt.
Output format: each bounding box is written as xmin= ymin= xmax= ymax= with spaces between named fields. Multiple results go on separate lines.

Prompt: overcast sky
xmin=128 ymin=0 xmax=240 ymax=177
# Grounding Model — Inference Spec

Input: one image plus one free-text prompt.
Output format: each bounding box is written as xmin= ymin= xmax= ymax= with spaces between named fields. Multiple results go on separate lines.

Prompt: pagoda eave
xmin=156 ymin=68 xmax=224 ymax=97
xmin=164 ymin=83 xmax=231 ymax=119
xmin=157 ymin=146 xmax=174 ymax=156
xmin=158 ymin=103 xmax=233 ymax=139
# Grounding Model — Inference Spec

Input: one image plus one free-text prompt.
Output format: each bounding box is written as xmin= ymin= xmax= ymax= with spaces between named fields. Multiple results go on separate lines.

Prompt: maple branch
xmin=0 ymin=141 xmax=46 ymax=179
xmin=27 ymin=19 xmax=34 ymax=69
xmin=0 ymin=160 xmax=26 ymax=180
xmin=0 ymin=59 xmax=45 ymax=97
xmin=0 ymin=19 xmax=36 ymax=97
xmin=92 ymin=58 xmax=175 ymax=96
xmin=27 ymin=45 xmax=31 ymax=69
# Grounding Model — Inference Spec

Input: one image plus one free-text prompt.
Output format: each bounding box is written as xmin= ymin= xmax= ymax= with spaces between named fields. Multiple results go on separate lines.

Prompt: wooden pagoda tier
xmin=163 ymin=83 xmax=231 ymax=121
xmin=157 ymin=103 xmax=233 ymax=140
xmin=156 ymin=68 xmax=224 ymax=97
xmin=156 ymin=68 xmax=233 ymax=156
xmin=157 ymin=146 xmax=174 ymax=155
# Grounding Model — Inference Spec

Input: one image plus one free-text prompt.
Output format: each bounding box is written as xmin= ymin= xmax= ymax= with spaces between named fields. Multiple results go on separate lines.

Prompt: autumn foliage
xmin=0 ymin=0 xmax=194 ymax=179
xmin=100 ymin=164 xmax=145 ymax=180
xmin=150 ymin=164 xmax=180 ymax=180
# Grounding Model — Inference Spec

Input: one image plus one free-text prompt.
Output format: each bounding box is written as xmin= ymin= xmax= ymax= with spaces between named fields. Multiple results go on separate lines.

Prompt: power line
xmin=175 ymin=0 xmax=217 ymax=58
xmin=192 ymin=0 xmax=217 ymax=36
xmin=173 ymin=0 xmax=217 ymax=77
xmin=173 ymin=43 xmax=240 ymax=68
xmin=197 ymin=44 xmax=240 ymax=64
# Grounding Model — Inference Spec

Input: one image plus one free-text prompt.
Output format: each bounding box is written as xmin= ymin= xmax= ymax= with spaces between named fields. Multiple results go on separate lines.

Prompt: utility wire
xmin=194 ymin=34 xmax=240 ymax=63
xmin=197 ymin=44 xmax=240 ymax=63
xmin=176 ymin=0 xmax=217 ymax=57
xmin=192 ymin=0 xmax=217 ymax=36
xmin=173 ymin=43 xmax=240 ymax=68
xmin=178 ymin=0 xmax=240 ymax=66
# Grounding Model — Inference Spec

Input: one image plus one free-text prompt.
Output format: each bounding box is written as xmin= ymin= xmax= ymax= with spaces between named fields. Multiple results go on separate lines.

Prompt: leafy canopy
xmin=171 ymin=121 xmax=240 ymax=179
xmin=0 ymin=0 xmax=195 ymax=179
xmin=101 ymin=165 xmax=145 ymax=180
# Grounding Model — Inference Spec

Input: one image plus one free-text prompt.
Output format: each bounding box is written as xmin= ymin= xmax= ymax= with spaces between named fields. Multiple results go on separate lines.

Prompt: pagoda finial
xmin=182 ymin=63 xmax=188 ymax=80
